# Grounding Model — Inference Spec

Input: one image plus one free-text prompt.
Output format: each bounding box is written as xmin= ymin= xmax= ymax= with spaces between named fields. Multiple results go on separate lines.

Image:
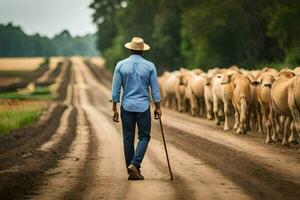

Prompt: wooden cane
xmin=159 ymin=118 xmax=174 ymax=180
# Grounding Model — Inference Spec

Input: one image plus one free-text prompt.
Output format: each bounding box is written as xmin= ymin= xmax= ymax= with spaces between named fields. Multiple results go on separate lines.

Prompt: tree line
xmin=0 ymin=23 xmax=99 ymax=57
xmin=90 ymin=0 xmax=300 ymax=71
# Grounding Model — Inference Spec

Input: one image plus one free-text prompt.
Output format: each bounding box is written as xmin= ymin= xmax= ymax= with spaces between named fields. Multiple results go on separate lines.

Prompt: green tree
xmin=267 ymin=1 xmax=300 ymax=64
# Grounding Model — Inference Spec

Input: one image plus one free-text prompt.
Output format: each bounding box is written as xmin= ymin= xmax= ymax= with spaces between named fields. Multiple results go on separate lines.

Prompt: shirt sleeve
xmin=149 ymin=64 xmax=161 ymax=103
xmin=111 ymin=63 xmax=122 ymax=102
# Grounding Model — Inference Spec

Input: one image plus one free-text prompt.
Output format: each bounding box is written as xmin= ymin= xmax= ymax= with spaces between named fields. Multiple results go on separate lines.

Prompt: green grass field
xmin=0 ymin=109 xmax=40 ymax=136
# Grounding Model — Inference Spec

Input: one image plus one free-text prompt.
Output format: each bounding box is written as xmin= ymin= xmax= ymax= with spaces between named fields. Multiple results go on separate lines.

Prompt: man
xmin=111 ymin=37 xmax=162 ymax=180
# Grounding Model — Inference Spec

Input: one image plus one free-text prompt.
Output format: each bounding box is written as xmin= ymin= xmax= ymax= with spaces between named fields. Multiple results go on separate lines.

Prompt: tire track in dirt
xmin=147 ymin=141 xmax=250 ymax=200
xmin=65 ymin=60 xmax=130 ymax=199
xmin=0 ymin=107 xmax=77 ymax=199
xmin=162 ymin=110 xmax=300 ymax=184
xmin=0 ymin=104 xmax=65 ymax=170
xmin=30 ymin=66 xmax=92 ymax=200
xmin=151 ymin=121 xmax=300 ymax=200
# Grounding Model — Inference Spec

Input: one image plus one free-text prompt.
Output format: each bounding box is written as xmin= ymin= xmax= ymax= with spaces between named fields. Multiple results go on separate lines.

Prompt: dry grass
xmin=0 ymin=99 xmax=47 ymax=111
xmin=0 ymin=77 xmax=22 ymax=87
xmin=0 ymin=57 xmax=44 ymax=71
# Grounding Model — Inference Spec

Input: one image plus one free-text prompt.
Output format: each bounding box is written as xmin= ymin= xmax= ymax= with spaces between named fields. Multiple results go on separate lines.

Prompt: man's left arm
xmin=149 ymin=65 xmax=162 ymax=119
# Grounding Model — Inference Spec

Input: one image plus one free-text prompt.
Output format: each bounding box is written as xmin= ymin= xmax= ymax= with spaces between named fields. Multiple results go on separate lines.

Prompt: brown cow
xmin=271 ymin=70 xmax=299 ymax=145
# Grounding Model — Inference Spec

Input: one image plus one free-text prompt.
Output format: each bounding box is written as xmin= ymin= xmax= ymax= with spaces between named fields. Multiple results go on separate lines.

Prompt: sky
xmin=0 ymin=0 xmax=96 ymax=37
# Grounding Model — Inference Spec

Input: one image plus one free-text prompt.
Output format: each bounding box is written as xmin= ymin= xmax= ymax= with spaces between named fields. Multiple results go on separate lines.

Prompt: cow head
xmin=221 ymin=70 xmax=240 ymax=85
xmin=204 ymin=75 xmax=213 ymax=86
xmin=260 ymin=73 xmax=275 ymax=88
xmin=278 ymin=69 xmax=295 ymax=79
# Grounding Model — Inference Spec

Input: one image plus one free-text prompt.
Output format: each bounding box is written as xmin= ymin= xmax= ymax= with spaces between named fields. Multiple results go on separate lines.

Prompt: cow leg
xmin=213 ymin=95 xmax=220 ymax=125
xmin=238 ymin=98 xmax=247 ymax=134
xmin=272 ymin=114 xmax=283 ymax=142
xmin=200 ymin=97 xmax=206 ymax=118
xmin=206 ymin=98 xmax=213 ymax=120
xmin=198 ymin=97 xmax=204 ymax=117
xmin=219 ymin=101 xmax=225 ymax=121
xmin=266 ymin=120 xmax=273 ymax=144
xmin=282 ymin=117 xmax=292 ymax=146
xmin=290 ymin=101 xmax=300 ymax=138
xmin=257 ymin=105 xmax=263 ymax=134
xmin=276 ymin=115 xmax=285 ymax=138
xmin=233 ymin=104 xmax=239 ymax=130
xmin=234 ymin=106 xmax=241 ymax=134
xmin=175 ymin=92 xmax=183 ymax=112
xmin=223 ymin=100 xmax=230 ymax=131
xmin=236 ymin=112 xmax=244 ymax=135
xmin=289 ymin=121 xmax=299 ymax=144
xmin=174 ymin=96 xmax=178 ymax=111
xmin=262 ymin=104 xmax=270 ymax=135
xmin=184 ymin=98 xmax=190 ymax=113
xmin=246 ymin=106 xmax=252 ymax=132
xmin=165 ymin=95 xmax=170 ymax=108
xmin=190 ymin=95 xmax=197 ymax=116
xmin=266 ymin=107 xmax=275 ymax=143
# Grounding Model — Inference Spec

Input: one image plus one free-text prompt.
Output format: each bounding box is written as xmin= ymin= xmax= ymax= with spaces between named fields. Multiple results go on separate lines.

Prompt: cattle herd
xmin=158 ymin=66 xmax=300 ymax=145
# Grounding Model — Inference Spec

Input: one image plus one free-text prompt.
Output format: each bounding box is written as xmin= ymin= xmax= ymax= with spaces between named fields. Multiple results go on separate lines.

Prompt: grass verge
xmin=0 ymin=110 xmax=40 ymax=136
xmin=0 ymin=102 xmax=46 ymax=136
xmin=0 ymin=87 xmax=54 ymax=100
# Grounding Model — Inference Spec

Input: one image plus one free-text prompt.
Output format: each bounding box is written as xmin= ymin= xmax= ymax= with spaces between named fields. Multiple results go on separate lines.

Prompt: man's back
xmin=112 ymin=54 xmax=160 ymax=112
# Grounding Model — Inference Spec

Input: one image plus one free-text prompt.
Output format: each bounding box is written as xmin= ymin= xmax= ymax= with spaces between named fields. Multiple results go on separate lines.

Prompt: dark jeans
xmin=121 ymin=106 xmax=151 ymax=169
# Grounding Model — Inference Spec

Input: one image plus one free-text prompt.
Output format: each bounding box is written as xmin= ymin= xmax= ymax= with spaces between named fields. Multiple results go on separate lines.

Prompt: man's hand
xmin=154 ymin=107 xmax=162 ymax=120
xmin=112 ymin=110 xmax=119 ymax=123
xmin=112 ymin=102 xmax=119 ymax=123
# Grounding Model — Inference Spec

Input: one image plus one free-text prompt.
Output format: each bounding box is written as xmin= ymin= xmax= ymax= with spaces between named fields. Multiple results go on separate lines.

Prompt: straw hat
xmin=124 ymin=37 xmax=150 ymax=51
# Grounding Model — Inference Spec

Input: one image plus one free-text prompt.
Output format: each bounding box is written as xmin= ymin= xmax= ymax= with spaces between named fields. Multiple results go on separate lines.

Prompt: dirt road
xmin=1 ymin=57 xmax=300 ymax=200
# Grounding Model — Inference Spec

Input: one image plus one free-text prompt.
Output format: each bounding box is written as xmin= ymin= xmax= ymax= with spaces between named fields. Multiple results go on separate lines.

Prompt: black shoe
xmin=128 ymin=164 xmax=144 ymax=180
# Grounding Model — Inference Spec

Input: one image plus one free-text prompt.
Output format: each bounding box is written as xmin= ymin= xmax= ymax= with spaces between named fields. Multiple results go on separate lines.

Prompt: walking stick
xmin=159 ymin=117 xmax=174 ymax=181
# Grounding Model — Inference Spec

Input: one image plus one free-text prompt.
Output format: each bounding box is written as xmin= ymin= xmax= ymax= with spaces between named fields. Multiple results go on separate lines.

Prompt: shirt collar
xmin=129 ymin=54 xmax=143 ymax=59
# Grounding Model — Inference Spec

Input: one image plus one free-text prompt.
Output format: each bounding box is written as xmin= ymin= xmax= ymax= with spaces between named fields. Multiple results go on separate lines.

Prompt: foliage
xmin=267 ymin=1 xmax=300 ymax=64
xmin=90 ymin=0 xmax=300 ymax=71
xmin=0 ymin=23 xmax=99 ymax=57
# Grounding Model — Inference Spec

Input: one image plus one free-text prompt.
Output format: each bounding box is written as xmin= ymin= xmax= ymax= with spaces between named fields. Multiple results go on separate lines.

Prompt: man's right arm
xmin=111 ymin=64 xmax=121 ymax=122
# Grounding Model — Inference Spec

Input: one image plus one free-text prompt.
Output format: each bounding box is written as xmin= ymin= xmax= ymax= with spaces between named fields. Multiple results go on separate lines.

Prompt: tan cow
xmin=212 ymin=74 xmax=225 ymax=125
xmin=185 ymin=74 xmax=206 ymax=116
xmin=247 ymin=72 xmax=263 ymax=133
xmin=220 ymin=70 xmax=240 ymax=131
xmin=164 ymin=70 xmax=180 ymax=109
xmin=158 ymin=71 xmax=170 ymax=107
xmin=270 ymin=69 xmax=299 ymax=145
xmin=254 ymin=72 xmax=277 ymax=143
xmin=231 ymin=74 xmax=253 ymax=134
xmin=164 ymin=69 xmax=192 ymax=112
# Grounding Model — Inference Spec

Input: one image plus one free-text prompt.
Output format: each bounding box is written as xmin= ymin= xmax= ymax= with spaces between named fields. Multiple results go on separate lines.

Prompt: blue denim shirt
xmin=111 ymin=55 xmax=161 ymax=112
